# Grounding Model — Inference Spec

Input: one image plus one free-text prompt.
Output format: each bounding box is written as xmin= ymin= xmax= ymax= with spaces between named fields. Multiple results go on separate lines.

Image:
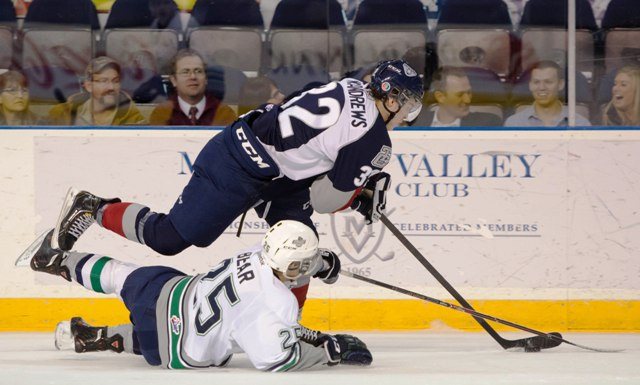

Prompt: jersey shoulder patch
xmin=371 ymin=144 xmax=392 ymax=168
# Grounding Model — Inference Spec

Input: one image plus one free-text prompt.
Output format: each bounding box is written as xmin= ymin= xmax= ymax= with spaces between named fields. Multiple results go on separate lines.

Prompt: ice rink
xmin=1 ymin=331 xmax=638 ymax=385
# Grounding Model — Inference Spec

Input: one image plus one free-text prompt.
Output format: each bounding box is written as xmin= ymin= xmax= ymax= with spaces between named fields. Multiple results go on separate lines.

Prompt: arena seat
xmin=189 ymin=28 xmax=263 ymax=75
xmin=269 ymin=29 xmax=344 ymax=77
xmin=21 ymin=29 xmax=92 ymax=102
xmin=351 ymin=0 xmax=426 ymax=71
xmin=19 ymin=0 xmax=99 ymax=101
xmin=436 ymin=0 xmax=511 ymax=29
xmin=517 ymin=0 xmax=597 ymax=77
xmin=437 ymin=29 xmax=511 ymax=78
xmin=268 ymin=0 xmax=345 ymax=77
xmin=105 ymin=0 xmax=155 ymax=29
xmin=23 ymin=0 xmax=99 ymax=29
xmin=0 ymin=0 xmax=16 ymax=24
xmin=270 ymin=0 xmax=345 ymax=29
xmin=435 ymin=0 xmax=512 ymax=80
xmin=604 ymin=30 xmax=640 ymax=73
xmin=601 ymin=0 xmax=640 ymax=29
xmin=103 ymin=28 xmax=177 ymax=102
xmin=519 ymin=0 xmax=597 ymax=30
xmin=601 ymin=0 xmax=640 ymax=74
xmin=188 ymin=0 xmax=264 ymax=76
xmin=265 ymin=65 xmax=330 ymax=96
xmin=0 ymin=0 xmax=16 ymax=70
xmin=0 ymin=26 xmax=13 ymax=70
xmin=353 ymin=0 xmax=426 ymax=25
xmin=190 ymin=0 xmax=263 ymax=28
xmin=520 ymin=29 xmax=595 ymax=76
xmin=103 ymin=0 xmax=184 ymax=103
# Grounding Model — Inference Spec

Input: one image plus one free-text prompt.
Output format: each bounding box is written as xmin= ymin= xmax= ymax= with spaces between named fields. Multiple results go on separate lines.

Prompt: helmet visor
xmin=394 ymin=89 xmax=423 ymax=122
xmin=282 ymin=253 xmax=318 ymax=280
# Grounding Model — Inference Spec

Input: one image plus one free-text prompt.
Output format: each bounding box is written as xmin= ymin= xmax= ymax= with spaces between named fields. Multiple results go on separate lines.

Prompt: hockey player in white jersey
xmin=22 ymin=220 xmax=372 ymax=370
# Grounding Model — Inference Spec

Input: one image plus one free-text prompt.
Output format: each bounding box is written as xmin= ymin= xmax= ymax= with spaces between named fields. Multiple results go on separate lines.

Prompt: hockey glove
xmin=334 ymin=334 xmax=373 ymax=366
xmin=350 ymin=172 xmax=391 ymax=224
xmin=313 ymin=248 xmax=340 ymax=284
xmin=307 ymin=331 xmax=373 ymax=366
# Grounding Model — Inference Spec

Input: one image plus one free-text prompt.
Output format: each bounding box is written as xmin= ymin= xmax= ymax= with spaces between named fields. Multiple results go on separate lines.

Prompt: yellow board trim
xmin=1 ymin=298 xmax=638 ymax=332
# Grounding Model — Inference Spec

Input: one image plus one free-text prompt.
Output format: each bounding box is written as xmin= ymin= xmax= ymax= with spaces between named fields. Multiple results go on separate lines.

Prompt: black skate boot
xmin=53 ymin=187 xmax=121 ymax=251
xmin=21 ymin=229 xmax=71 ymax=282
xmin=71 ymin=317 xmax=124 ymax=354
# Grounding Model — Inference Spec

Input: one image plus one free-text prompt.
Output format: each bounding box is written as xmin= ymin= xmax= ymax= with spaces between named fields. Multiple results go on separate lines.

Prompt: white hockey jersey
xmin=155 ymin=246 xmax=328 ymax=371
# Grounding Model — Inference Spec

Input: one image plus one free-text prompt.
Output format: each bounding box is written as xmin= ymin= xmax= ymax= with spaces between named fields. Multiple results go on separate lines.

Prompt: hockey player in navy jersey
xmin=22 ymin=220 xmax=372 ymax=371
xmin=51 ymin=59 xmax=424 ymax=307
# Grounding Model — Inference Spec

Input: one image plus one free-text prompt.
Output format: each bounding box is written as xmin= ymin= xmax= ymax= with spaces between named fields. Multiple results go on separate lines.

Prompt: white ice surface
xmin=1 ymin=332 xmax=638 ymax=385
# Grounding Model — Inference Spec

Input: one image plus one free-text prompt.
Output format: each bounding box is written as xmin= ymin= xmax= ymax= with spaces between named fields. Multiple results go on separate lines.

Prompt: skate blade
xmin=54 ymin=320 xmax=74 ymax=351
xmin=15 ymin=228 xmax=54 ymax=267
xmin=52 ymin=187 xmax=80 ymax=250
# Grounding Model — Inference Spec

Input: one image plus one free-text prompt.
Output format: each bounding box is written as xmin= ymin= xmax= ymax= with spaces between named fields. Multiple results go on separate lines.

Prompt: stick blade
xmin=508 ymin=332 xmax=563 ymax=352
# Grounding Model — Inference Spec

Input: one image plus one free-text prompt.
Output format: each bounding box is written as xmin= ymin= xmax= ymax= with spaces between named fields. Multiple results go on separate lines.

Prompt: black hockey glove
xmin=305 ymin=330 xmax=373 ymax=366
xmin=313 ymin=248 xmax=340 ymax=284
xmin=315 ymin=333 xmax=342 ymax=366
xmin=333 ymin=334 xmax=373 ymax=366
xmin=350 ymin=172 xmax=391 ymax=225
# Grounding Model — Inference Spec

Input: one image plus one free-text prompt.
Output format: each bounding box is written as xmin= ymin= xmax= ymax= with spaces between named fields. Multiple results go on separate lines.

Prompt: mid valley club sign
xmin=30 ymin=134 xmax=640 ymax=291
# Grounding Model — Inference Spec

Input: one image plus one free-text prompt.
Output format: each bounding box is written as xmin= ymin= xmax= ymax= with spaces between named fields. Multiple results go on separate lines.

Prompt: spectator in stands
xmin=48 ymin=57 xmax=145 ymax=126
xmin=410 ymin=67 xmax=503 ymax=127
xmin=601 ymin=66 xmax=640 ymax=126
xmin=149 ymin=49 xmax=236 ymax=126
xmin=0 ymin=70 xmax=42 ymax=126
xmin=237 ymin=76 xmax=285 ymax=116
xmin=505 ymin=61 xmax=590 ymax=127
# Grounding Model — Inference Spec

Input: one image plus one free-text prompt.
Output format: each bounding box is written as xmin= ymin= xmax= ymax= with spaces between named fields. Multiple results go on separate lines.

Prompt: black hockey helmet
xmin=368 ymin=59 xmax=424 ymax=122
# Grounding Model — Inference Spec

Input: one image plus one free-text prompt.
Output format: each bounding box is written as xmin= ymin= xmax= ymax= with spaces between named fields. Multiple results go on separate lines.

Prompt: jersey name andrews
xmin=346 ymin=79 xmax=367 ymax=128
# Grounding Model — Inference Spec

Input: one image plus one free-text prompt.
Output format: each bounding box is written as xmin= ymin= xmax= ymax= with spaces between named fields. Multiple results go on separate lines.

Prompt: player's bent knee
xmin=143 ymin=214 xmax=191 ymax=256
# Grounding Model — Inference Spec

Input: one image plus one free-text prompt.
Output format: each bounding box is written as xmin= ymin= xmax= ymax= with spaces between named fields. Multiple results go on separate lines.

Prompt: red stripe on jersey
xmin=335 ymin=187 xmax=363 ymax=212
xmin=291 ymin=283 xmax=310 ymax=309
xmin=101 ymin=202 xmax=133 ymax=237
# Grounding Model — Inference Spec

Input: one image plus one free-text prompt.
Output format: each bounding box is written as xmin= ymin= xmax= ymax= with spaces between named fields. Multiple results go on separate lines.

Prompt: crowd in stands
xmin=0 ymin=0 xmax=639 ymax=127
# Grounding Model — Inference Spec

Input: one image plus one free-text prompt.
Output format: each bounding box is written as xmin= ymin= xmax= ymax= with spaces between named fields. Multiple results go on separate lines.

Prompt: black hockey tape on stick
xmin=380 ymin=213 xmax=559 ymax=351
xmin=340 ymin=269 xmax=622 ymax=353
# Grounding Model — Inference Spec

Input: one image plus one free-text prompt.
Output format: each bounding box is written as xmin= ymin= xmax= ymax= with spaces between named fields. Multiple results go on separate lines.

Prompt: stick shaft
xmin=340 ymin=269 xmax=622 ymax=353
xmin=380 ymin=214 xmax=521 ymax=348
xmin=340 ymin=269 xmax=545 ymax=336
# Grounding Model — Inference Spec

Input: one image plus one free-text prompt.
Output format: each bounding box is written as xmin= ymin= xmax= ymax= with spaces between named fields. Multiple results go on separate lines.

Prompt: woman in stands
xmin=602 ymin=66 xmax=640 ymax=126
xmin=0 ymin=70 xmax=42 ymax=126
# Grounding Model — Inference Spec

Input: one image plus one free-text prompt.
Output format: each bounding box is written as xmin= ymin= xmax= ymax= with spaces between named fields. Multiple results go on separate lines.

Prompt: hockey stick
xmin=379 ymin=213 xmax=560 ymax=350
xmin=341 ymin=269 xmax=622 ymax=353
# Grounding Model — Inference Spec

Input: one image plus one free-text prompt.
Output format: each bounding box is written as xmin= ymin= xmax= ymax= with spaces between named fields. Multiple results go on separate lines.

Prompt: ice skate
xmin=16 ymin=229 xmax=71 ymax=281
xmin=53 ymin=187 xmax=121 ymax=251
xmin=70 ymin=317 xmax=124 ymax=354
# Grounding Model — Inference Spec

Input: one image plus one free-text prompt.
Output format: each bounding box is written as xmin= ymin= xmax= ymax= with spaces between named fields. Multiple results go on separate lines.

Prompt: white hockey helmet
xmin=262 ymin=220 xmax=319 ymax=280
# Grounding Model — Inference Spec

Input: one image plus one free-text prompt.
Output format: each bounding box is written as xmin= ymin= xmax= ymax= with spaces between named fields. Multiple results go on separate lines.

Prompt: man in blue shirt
xmin=505 ymin=61 xmax=591 ymax=127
